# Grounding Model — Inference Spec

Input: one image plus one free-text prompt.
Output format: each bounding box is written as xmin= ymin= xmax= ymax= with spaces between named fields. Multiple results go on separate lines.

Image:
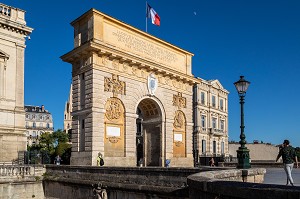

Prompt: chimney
xmin=41 ymin=105 xmax=45 ymax=112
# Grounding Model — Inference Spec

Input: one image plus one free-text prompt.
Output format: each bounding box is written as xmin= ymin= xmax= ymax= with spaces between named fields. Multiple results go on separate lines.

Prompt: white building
xmin=193 ymin=78 xmax=229 ymax=165
xmin=25 ymin=105 xmax=54 ymax=146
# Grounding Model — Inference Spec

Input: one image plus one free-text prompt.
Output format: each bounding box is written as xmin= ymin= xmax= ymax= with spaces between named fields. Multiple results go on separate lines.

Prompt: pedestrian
xmin=97 ymin=153 xmax=104 ymax=166
xmin=54 ymin=155 xmax=62 ymax=165
xmin=209 ymin=157 xmax=215 ymax=167
xmin=276 ymin=140 xmax=299 ymax=186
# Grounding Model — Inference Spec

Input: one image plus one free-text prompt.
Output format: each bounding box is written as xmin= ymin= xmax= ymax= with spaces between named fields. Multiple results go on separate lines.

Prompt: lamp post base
xmin=236 ymin=148 xmax=251 ymax=169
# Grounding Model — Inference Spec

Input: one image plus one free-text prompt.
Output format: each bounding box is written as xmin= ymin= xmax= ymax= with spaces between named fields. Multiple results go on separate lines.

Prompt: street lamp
xmin=234 ymin=76 xmax=251 ymax=169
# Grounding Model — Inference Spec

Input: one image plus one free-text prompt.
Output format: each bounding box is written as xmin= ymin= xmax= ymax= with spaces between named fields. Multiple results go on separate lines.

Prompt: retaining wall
xmin=188 ymin=168 xmax=300 ymax=199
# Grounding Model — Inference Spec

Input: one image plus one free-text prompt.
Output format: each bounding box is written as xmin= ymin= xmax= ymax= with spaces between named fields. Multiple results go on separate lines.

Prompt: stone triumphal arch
xmin=61 ymin=9 xmax=195 ymax=167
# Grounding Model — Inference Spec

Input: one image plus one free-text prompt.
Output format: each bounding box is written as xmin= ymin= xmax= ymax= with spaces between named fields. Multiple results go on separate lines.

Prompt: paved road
xmin=263 ymin=167 xmax=300 ymax=186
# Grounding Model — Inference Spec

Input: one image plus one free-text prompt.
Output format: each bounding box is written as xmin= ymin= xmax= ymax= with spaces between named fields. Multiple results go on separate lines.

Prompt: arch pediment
xmin=210 ymin=80 xmax=223 ymax=90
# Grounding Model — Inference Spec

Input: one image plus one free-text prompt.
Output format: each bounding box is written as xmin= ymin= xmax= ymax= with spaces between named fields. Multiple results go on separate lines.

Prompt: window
xmin=213 ymin=141 xmax=216 ymax=154
xmin=220 ymin=120 xmax=224 ymax=130
xmin=80 ymin=119 xmax=85 ymax=151
xmin=212 ymin=118 xmax=217 ymax=129
xmin=26 ymin=114 xmax=29 ymax=119
xmin=82 ymin=119 xmax=85 ymax=129
xmin=32 ymin=114 xmax=36 ymax=119
xmin=33 ymin=122 xmax=36 ymax=128
xmin=212 ymin=96 xmax=216 ymax=107
xmin=220 ymin=99 xmax=224 ymax=110
xmin=33 ymin=131 xmax=36 ymax=137
xmin=202 ymin=140 xmax=206 ymax=153
xmin=46 ymin=123 xmax=50 ymax=128
xmin=200 ymin=92 xmax=205 ymax=104
xmin=65 ymin=114 xmax=66 ymax=119
xmin=201 ymin=115 xmax=206 ymax=128
xmin=80 ymin=73 xmax=86 ymax=108
xmin=40 ymin=115 xmax=43 ymax=120
xmin=26 ymin=122 xmax=29 ymax=128
xmin=221 ymin=142 xmax=225 ymax=154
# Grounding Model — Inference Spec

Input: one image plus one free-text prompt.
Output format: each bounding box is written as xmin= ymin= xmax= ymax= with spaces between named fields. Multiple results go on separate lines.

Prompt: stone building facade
xmin=64 ymin=84 xmax=72 ymax=133
xmin=25 ymin=105 xmax=54 ymax=146
xmin=193 ymin=78 xmax=229 ymax=163
xmin=61 ymin=9 xmax=196 ymax=167
xmin=229 ymin=143 xmax=279 ymax=161
xmin=0 ymin=4 xmax=32 ymax=162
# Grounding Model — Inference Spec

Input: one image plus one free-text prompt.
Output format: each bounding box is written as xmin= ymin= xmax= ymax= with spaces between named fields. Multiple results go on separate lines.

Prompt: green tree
xmin=27 ymin=129 xmax=72 ymax=164
xmin=52 ymin=129 xmax=72 ymax=164
xmin=39 ymin=132 xmax=56 ymax=155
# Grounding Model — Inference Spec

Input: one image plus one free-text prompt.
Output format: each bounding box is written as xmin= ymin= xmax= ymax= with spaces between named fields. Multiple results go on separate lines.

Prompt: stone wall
xmin=43 ymin=165 xmax=211 ymax=199
xmin=0 ymin=165 xmax=45 ymax=199
xmin=229 ymin=143 xmax=279 ymax=161
xmin=0 ymin=180 xmax=44 ymax=199
xmin=188 ymin=168 xmax=300 ymax=199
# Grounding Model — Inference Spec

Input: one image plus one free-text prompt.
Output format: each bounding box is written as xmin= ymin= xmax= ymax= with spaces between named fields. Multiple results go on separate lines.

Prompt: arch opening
xmin=136 ymin=98 xmax=162 ymax=167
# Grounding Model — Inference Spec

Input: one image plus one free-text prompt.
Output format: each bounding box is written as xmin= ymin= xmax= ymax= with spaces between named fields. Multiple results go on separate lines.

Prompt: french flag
xmin=147 ymin=3 xmax=160 ymax=26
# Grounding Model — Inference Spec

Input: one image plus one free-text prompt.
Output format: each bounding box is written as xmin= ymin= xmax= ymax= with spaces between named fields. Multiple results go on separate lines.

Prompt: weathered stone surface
xmin=0 ymin=3 xmax=33 ymax=163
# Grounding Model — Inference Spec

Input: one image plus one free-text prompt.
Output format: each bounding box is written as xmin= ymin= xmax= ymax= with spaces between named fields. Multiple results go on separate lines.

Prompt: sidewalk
xmin=263 ymin=168 xmax=300 ymax=186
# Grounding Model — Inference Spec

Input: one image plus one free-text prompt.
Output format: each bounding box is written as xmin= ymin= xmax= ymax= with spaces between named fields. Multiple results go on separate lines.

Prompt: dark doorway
xmin=136 ymin=99 xmax=162 ymax=167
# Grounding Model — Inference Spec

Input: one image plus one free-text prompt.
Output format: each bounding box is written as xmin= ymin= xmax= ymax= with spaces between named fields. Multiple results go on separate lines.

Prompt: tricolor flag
xmin=146 ymin=3 xmax=160 ymax=26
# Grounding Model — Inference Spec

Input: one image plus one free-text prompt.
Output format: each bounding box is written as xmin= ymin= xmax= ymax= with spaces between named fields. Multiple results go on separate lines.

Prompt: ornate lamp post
xmin=234 ymin=76 xmax=251 ymax=169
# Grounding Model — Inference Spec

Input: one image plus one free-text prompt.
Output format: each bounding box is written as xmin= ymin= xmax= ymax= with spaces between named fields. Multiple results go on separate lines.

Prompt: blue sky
xmin=3 ymin=0 xmax=300 ymax=147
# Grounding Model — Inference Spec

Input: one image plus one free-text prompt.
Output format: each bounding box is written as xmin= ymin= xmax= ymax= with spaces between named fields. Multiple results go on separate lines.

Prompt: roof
xmin=24 ymin=105 xmax=51 ymax=114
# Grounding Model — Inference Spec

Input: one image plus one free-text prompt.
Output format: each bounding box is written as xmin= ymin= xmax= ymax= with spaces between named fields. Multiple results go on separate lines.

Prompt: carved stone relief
xmin=105 ymin=98 xmax=122 ymax=121
xmin=104 ymin=74 xmax=126 ymax=97
xmin=173 ymin=92 xmax=186 ymax=109
xmin=122 ymin=62 xmax=128 ymax=72
xmin=173 ymin=110 xmax=185 ymax=129
xmin=102 ymin=55 xmax=109 ymax=65
xmin=112 ymin=59 xmax=119 ymax=70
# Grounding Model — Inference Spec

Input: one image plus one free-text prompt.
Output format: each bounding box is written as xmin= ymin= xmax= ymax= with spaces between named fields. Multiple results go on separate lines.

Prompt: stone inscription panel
xmin=103 ymin=22 xmax=187 ymax=73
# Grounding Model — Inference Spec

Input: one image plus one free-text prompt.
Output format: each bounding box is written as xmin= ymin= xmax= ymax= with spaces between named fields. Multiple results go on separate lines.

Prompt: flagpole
xmin=146 ymin=1 xmax=148 ymax=32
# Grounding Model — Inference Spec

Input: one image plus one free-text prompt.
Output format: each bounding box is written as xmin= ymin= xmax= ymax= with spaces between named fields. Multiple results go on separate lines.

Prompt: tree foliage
xmin=27 ymin=129 xmax=71 ymax=164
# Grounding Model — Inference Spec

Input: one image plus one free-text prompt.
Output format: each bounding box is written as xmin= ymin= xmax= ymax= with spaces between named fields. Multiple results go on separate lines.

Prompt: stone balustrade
xmin=0 ymin=164 xmax=33 ymax=177
xmin=0 ymin=4 xmax=11 ymax=17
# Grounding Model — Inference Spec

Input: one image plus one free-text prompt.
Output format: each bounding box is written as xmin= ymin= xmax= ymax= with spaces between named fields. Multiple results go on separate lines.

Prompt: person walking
xmin=97 ymin=153 xmax=104 ymax=166
xmin=276 ymin=140 xmax=299 ymax=186
xmin=54 ymin=155 xmax=62 ymax=165
xmin=209 ymin=157 xmax=215 ymax=167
